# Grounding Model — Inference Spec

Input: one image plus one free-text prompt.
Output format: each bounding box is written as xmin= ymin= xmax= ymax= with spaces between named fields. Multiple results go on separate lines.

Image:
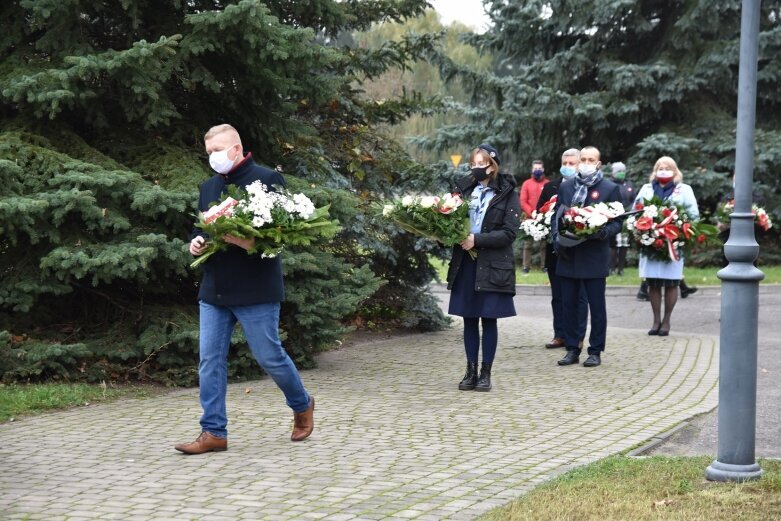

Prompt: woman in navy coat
xmin=447 ymin=144 xmax=521 ymax=391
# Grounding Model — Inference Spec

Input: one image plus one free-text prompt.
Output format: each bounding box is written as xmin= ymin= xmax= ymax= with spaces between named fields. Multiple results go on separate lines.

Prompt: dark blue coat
xmin=551 ymin=176 xmax=622 ymax=279
xmin=191 ymin=155 xmax=286 ymax=306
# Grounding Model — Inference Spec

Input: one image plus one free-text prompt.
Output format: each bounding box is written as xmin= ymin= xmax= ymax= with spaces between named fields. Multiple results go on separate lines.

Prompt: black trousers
xmin=546 ymin=244 xmax=588 ymax=339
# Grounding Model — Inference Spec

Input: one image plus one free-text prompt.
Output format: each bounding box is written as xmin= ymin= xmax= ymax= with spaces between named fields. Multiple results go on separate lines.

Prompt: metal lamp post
xmin=705 ymin=0 xmax=764 ymax=482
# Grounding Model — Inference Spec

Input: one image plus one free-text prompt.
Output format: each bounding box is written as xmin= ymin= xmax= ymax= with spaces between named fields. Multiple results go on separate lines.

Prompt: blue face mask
xmin=560 ymin=166 xmax=576 ymax=178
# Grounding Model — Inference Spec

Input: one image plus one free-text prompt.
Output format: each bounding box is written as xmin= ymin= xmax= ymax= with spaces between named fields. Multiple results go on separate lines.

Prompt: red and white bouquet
xmin=382 ymin=192 xmax=475 ymax=257
xmin=626 ymin=196 xmax=718 ymax=262
xmin=716 ymin=200 xmax=773 ymax=232
xmin=559 ymin=202 xmax=625 ymax=240
xmin=191 ymin=181 xmax=340 ymax=268
xmin=520 ymin=195 xmax=557 ymax=242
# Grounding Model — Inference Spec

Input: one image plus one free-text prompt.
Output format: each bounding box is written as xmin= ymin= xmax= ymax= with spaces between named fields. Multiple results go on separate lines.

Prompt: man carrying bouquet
xmin=175 ymin=124 xmax=314 ymax=454
xmin=537 ymin=148 xmax=588 ymax=350
xmin=551 ymin=146 xmax=622 ymax=368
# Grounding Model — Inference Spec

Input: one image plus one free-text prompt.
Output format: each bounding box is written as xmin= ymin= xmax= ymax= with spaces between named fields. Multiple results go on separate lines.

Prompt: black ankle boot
xmin=475 ymin=363 xmax=492 ymax=392
xmin=458 ymin=361 xmax=478 ymax=390
xmin=637 ymin=280 xmax=649 ymax=301
xmin=680 ymin=280 xmax=698 ymax=298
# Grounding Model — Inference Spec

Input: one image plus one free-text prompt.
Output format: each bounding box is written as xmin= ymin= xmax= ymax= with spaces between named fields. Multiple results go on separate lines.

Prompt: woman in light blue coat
xmin=633 ymin=156 xmax=699 ymax=336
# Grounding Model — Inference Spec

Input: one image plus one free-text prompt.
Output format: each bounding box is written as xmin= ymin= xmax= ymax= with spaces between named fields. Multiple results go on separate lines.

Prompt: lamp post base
xmin=705 ymin=460 xmax=763 ymax=482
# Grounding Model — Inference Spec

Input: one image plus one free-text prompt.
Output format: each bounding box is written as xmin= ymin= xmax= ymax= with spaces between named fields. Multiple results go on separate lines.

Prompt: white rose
xmin=420 ymin=196 xmax=439 ymax=208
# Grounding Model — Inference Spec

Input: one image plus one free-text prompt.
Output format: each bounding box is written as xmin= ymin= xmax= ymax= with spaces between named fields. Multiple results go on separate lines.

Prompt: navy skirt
xmin=448 ymin=254 xmax=516 ymax=318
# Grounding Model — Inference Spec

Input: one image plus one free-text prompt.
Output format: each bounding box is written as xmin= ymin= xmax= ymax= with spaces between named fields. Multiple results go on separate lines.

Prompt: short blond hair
xmin=204 ymin=124 xmax=241 ymax=143
xmin=651 ymin=156 xmax=683 ymax=183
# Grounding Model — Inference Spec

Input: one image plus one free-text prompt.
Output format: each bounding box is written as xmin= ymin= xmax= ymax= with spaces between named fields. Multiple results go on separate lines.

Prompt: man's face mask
xmin=578 ymin=162 xmax=599 ymax=176
xmin=532 ymin=168 xmax=544 ymax=180
xmin=560 ymin=165 xmax=576 ymax=178
xmin=209 ymin=145 xmax=238 ymax=174
xmin=613 ymin=171 xmax=626 ymax=181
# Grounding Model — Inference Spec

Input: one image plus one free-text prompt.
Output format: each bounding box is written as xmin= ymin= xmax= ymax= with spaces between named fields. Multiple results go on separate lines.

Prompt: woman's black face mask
xmin=471 ymin=167 xmax=489 ymax=182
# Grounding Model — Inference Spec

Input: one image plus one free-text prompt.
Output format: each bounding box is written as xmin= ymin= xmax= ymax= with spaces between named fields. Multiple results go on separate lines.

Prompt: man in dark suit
xmin=551 ymin=146 xmax=623 ymax=368
xmin=538 ymin=148 xmax=587 ymax=350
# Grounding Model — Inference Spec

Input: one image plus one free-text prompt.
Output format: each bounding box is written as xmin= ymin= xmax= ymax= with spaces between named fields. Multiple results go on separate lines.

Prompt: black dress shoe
xmin=648 ymin=327 xmax=660 ymax=336
xmin=681 ymin=286 xmax=698 ymax=298
xmin=583 ymin=354 xmax=601 ymax=367
xmin=557 ymin=351 xmax=580 ymax=366
xmin=658 ymin=329 xmax=669 ymax=337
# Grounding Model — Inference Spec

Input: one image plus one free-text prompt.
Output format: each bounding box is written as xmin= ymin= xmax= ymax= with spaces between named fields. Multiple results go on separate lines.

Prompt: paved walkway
xmin=0 ymin=310 xmax=719 ymax=520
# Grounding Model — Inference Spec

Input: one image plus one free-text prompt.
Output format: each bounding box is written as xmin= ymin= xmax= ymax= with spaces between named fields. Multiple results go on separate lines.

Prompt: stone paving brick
xmin=0 ymin=314 xmax=718 ymax=520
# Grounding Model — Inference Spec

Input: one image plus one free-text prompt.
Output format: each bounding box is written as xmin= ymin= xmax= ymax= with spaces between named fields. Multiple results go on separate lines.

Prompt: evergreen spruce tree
xmin=0 ymin=0 xmax=447 ymax=384
xmin=423 ymin=0 xmax=781 ymax=253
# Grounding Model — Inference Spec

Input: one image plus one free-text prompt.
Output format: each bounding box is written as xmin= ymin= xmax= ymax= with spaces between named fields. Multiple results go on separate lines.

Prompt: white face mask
xmin=656 ymin=169 xmax=674 ymax=180
xmin=578 ymin=162 xmax=598 ymax=176
xmin=209 ymin=147 xmax=237 ymax=174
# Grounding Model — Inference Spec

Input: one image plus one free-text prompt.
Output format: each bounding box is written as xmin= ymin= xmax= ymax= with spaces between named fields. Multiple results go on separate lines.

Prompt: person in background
xmin=633 ymin=156 xmax=699 ymax=336
xmin=551 ymin=146 xmax=622 ymax=368
xmin=176 ymin=124 xmax=315 ymax=455
xmin=448 ymin=144 xmax=521 ymax=392
xmin=609 ymin=162 xmax=635 ymax=276
xmin=538 ymin=148 xmax=587 ymax=350
xmin=638 ymin=271 xmax=698 ymax=300
xmin=520 ymin=160 xmax=549 ymax=273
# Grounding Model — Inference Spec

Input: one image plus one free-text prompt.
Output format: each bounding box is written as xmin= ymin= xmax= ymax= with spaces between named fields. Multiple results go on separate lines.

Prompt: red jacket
xmin=520 ymin=177 xmax=548 ymax=217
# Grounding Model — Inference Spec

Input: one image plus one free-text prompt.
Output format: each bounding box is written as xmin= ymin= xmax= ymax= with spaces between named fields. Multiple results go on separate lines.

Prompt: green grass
xmin=0 ymin=382 xmax=166 ymax=422
xmin=430 ymin=257 xmax=781 ymax=285
xmin=480 ymin=455 xmax=781 ymax=521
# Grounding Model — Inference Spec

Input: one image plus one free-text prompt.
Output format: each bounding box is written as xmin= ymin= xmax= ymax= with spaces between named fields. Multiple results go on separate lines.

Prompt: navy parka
xmin=191 ymin=155 xmax=286 ymax=306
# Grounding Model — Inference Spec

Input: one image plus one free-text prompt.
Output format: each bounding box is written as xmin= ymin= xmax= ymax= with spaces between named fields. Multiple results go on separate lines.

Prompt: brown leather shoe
xmin=291 ymin=396 xmax=315 ymax=442
xmin=545 ymin=337 xmax=565 ymax=349
xmin=174 ymin=431 xmax=227 ymax=454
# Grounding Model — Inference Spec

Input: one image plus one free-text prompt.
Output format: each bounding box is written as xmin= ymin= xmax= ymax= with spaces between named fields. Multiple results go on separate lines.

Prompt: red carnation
xmin=697 ymin=234 xmax=706 ymax=243
xmin=654 ymin=239 xmax=664 ymax=248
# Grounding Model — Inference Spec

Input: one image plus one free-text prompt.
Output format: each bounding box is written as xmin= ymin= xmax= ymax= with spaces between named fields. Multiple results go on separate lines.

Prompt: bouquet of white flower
xmin=382 ymin=192 xmax=475 ymax=258
xmin=519 ymin=195 xmax=557 ymax=242
xmin=190 ymin=181 xmax=340 ymax=268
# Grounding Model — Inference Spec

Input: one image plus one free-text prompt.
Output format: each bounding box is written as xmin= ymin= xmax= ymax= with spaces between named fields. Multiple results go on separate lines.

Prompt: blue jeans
xmin=198 ymin=301 xmax=310 ymax=438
